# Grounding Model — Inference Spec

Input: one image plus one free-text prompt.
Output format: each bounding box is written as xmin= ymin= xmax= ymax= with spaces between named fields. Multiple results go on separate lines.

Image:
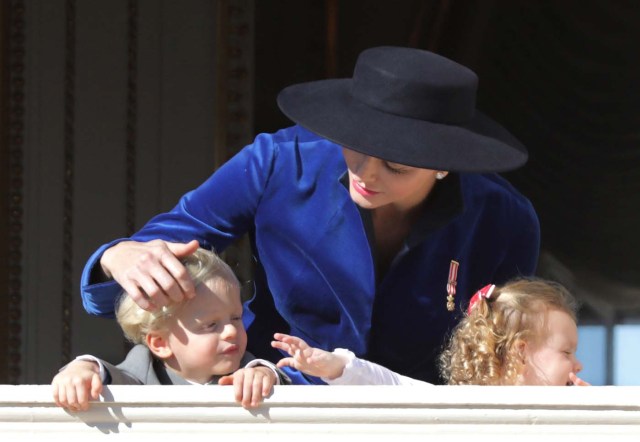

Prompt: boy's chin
xmin=214 ymin=359 xmax=242 ymax=376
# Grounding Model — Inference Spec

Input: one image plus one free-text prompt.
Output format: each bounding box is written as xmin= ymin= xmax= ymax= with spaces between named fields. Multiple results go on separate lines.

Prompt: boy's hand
xmin=271 ymin=332 xmax=348 ymax=380
xmin=52 ymin=360 xmax=103 ymax=411
xmin=218 ymin=366 xmax=276 ymax=408
xmin=569 ymin=372 xmax=591 ymax=386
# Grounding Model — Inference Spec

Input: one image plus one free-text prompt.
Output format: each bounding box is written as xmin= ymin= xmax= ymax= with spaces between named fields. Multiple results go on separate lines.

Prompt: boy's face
xmin=163 ymin=275 xmax=247 ymax=384
xmin=520 ymin=309 xmax=583 ymax=386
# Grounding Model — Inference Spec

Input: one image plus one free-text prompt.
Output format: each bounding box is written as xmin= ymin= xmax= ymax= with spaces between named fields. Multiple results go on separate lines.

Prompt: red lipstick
xmin=352 ymin=180 xmax=379 ymax=196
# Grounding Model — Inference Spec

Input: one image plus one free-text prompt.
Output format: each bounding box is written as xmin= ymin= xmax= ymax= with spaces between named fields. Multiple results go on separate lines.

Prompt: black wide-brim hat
xmin=277 ymin=46 xmax=528 ymax=172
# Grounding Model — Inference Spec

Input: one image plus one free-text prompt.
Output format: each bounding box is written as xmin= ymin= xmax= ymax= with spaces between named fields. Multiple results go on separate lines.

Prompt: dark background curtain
xmin=254 ymin=0 xmax=640 ymax=316
xmin=476 ymin=1 xmax=640 ymax=288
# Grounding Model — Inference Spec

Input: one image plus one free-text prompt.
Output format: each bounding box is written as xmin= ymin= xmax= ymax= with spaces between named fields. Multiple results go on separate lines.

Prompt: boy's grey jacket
xmin=100 ymin=344 xmax=290 ymax=385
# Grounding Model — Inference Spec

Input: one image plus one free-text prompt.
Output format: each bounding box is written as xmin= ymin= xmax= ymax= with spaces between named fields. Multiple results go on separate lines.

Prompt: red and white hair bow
xmin=467 ymin=284 xmax=496 ymax=314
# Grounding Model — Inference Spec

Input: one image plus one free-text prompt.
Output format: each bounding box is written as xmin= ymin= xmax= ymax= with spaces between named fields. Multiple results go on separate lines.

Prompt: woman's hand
xmin=218 ymin=366 xmax=276 ymax=409
xmin=272 ymin=333 xmax=348 ymax=380
xmin=52 ymin=360 xmax=103 ymax=411
xmin=100 ymin=239 xmax=199 ymax=310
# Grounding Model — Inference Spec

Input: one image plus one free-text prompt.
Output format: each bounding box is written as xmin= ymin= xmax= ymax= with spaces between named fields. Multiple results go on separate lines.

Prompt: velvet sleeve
xmin=80 ymin=133 xmax=280 ymax=317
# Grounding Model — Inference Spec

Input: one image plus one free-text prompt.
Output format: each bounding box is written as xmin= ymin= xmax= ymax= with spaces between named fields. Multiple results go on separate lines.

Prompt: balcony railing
xmin=2 ymin=385 xmax=640 ymax=440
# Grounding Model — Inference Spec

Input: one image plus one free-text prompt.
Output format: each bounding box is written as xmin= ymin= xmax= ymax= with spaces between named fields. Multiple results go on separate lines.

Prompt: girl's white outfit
xmin=323 ymin=349 xmax=432 ymax=386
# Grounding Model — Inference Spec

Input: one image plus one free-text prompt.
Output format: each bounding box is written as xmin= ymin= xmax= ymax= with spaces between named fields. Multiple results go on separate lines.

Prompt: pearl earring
xmin=436 ymin=172 xmax=446 ymax=180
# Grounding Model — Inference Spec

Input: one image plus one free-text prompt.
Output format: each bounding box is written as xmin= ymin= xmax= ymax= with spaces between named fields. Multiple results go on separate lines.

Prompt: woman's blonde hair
xmin=115 ymin=248 xmax=239 ymax=345
xmin=439 ymin=278 xmax=578 ymax=385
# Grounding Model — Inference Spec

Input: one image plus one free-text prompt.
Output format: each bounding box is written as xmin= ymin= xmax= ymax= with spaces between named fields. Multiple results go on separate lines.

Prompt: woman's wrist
xmin=99 ymin=245 xmax=117 ymax=279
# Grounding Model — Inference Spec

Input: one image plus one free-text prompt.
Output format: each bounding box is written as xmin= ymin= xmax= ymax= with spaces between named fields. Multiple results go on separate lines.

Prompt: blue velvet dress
xmin=81 ymin=125 xmax=540 ymax=384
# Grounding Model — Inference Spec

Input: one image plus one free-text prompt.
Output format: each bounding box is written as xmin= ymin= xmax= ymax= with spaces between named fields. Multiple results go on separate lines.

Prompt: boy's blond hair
xmin=115 ymin=248 xmax=239 ymax=344
xmin=439 ymin=278 xmax=578 ymax=385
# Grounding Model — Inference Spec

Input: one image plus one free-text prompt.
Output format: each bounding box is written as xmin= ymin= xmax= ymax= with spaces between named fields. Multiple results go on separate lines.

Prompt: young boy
xmin=53 ymin=248 xmax=289 ymax=410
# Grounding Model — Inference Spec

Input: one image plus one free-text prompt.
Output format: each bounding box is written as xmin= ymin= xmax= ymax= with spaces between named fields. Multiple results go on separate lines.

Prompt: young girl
xmin=53 ymin=249 xmax=289 ymax=411
xmin=440 ymin=278 xmax=588 ymax=385
xmin=272 ymin=278 xmax=589 ymax=386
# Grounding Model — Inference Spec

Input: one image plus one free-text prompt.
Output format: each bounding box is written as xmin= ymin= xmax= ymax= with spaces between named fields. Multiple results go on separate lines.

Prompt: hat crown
xmin=351 ymin=46 xmax=478 ymax=124
xmin=276 ymin=45 xmax=527 ymax=172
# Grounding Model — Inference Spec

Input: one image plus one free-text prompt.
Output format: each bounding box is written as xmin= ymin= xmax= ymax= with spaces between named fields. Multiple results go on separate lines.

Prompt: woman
xmin=81 ymin=46 xmax=540 ymax=384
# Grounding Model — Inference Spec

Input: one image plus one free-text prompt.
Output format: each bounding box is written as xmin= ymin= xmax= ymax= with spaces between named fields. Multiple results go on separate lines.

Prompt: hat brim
xmin=277 ymin=79 xmax=528 ymax=172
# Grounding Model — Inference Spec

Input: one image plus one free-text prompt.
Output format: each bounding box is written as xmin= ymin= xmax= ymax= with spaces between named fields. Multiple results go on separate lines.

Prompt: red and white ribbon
xmin=467 ymin=283 xmax=496 ymax=314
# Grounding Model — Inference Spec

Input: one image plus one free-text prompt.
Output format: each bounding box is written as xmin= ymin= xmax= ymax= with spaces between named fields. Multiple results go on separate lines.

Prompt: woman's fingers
xmin=166 ymin=239 xmax=200 ymax=259
xmin=158 ymin=249 xmax=195 ymax=301
xmin=102 ymin=240 xmax=199 ymax=310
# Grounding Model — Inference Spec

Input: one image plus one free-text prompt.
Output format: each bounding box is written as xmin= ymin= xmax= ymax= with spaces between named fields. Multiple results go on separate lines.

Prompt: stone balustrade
xmin=2 ymin=385 xmax=640 ymax=440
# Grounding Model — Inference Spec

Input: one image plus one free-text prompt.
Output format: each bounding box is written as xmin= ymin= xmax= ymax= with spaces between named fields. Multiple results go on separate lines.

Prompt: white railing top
xmin=2 ymin=385 xmax=640 ymax=441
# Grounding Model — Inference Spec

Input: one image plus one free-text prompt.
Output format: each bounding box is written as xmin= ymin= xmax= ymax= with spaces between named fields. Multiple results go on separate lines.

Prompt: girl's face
xmin=519 ymin=309 xmax=583 ymax=386
xmin=342 ymin=148 xmax=442 ymax=213
xmin=163 ymin=276 xmax=247 ymax=384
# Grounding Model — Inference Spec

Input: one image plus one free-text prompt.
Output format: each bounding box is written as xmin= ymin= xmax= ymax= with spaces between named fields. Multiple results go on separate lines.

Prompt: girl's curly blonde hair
xmin=439 ymin=278 xmax=577 ymax=385
xmin=115 ymin=248 xmax=239 ymax=345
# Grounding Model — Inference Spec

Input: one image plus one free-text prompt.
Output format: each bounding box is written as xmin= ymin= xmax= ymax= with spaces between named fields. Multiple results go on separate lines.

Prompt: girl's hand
xmin=218 ymin=366 xmax=276 ymax=408
xmin=271 ymin=333 xmax=348 ymax=380
xmin=569 ymin=372 xmax=590 ymax=386
xmin=100 ymin=239 xmax=199 ymax=310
